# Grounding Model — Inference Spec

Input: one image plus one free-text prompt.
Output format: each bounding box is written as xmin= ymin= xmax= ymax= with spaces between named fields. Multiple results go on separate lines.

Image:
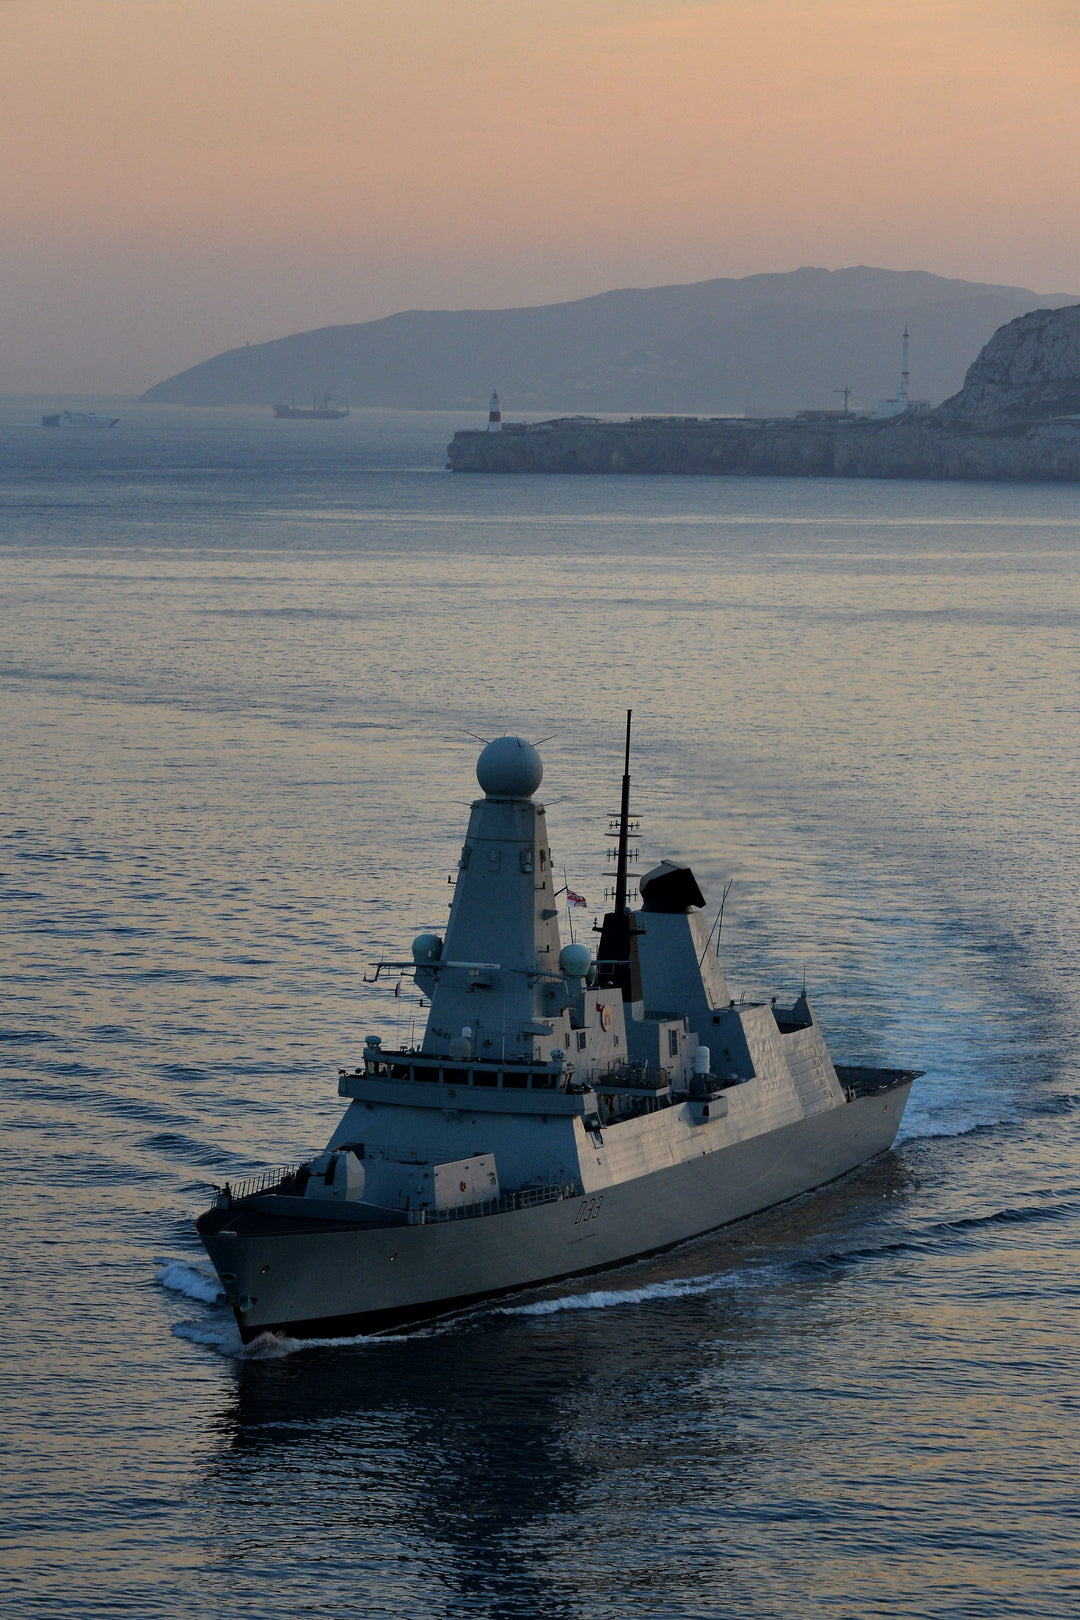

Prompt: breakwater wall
xmin=447 ymin=414 xmax=1080 ymax=481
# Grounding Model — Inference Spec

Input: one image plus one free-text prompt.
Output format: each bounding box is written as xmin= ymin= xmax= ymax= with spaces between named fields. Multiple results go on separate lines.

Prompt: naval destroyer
xmin=197 ymin=720 xmax=917 ymax=1342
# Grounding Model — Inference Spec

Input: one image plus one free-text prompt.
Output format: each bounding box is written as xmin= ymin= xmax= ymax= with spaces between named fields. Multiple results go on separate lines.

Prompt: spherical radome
xmin=476 ymin=736 xmax=543 ymax=798
xmin=559 ymin=942 xmax=593 ymax=979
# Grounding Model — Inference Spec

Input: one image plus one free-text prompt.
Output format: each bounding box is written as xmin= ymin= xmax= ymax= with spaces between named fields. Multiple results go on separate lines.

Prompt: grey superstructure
xmin=197 ymin=724 xmax=917 ymax=1342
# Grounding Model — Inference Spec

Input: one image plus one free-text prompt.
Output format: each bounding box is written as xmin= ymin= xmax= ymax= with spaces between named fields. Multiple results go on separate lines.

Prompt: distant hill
xmin=141 ymin=267 xmax=1077 ymax=415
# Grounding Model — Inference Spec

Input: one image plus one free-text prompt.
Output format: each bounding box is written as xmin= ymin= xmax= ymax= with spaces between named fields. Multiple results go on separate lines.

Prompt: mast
xmin=596 ymin=709 xmax=642 ymax=1002
xmin=614 ymin=708 xmax=632 ymax=915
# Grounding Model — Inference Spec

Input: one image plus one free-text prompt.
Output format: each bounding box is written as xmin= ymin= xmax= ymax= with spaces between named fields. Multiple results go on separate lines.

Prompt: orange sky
xmin=3 ymin=0 xmax=1078 ymax=392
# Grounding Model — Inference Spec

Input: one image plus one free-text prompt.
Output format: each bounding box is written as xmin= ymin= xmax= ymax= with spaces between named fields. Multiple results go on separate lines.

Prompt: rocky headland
xmin=447 ymin=304 xmax=1080 ymax=480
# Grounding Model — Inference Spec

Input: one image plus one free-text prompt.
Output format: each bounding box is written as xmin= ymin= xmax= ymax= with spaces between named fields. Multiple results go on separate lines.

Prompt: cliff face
xmin=937 ymin=303 xmax=1080 ymax=422
xmin=835 ymin=417 xmax=1080 ymax=479
xmin=447 ymin=416 xmax=1080 ymax=480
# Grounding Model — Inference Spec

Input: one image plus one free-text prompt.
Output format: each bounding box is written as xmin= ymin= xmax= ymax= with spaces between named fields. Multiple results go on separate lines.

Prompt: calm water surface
xmin=2 ymin=402 xmax=1079 ymax=1617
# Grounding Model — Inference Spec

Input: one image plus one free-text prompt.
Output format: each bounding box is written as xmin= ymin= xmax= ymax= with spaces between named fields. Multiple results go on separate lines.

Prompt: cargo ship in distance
xmin=272 ymin=394 xmax=349 ymax=419
xmin=196 ymin=717 xmax=918 ymax=1343
xmin=42 ymin=409 xmax=119 ymax=428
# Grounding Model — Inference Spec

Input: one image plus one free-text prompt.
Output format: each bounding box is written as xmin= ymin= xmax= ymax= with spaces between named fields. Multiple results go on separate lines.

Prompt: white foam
xmin=171 ymin=1322 xmax=301 ymax=1360
xmin=501 ymin=1264 xmax=779 ymax=1318
xmin=172 ymin=1317 xmax=245 ymax=1355
xmin=155 ymin=1259 xmax=224 ymax=1304
xmin=895 ymin=1107 xmax=1009 ymax=1144
xmin=171 ymin=1316 xmax=411 ymax=1359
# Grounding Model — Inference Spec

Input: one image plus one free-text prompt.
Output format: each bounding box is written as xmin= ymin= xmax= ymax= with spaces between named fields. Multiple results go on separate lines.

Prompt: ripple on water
xmin=4 ymin=446 xmax=1080 ymax=1620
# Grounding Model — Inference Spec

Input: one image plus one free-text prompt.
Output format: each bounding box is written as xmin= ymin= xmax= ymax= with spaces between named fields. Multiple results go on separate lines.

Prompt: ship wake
xmin=155 ymin=1259 xmax=224 ymax=1304
xmin=170 ymin=1318 xmax=416 ymax=1359
xmin=499 ymin=1262 xmax=789 ymax=1318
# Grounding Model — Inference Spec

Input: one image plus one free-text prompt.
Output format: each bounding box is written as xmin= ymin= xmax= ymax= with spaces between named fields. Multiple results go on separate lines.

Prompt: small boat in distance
xmin=196 ymin=714 xmax=919 ymax=1343
xmin=273 ymin=394 xmax=349 ymax=420
xmin=42 ymin=409 xmax=119 ymax=428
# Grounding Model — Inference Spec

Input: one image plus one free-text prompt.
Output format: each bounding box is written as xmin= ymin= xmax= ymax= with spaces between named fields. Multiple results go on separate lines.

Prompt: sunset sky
xmin=4 ymin=0 xmax=1078 ymax=393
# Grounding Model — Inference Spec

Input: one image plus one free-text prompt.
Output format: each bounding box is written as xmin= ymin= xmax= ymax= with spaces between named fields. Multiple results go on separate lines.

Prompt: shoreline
xmin=447 ymin=413 xmax=1080 ymax=481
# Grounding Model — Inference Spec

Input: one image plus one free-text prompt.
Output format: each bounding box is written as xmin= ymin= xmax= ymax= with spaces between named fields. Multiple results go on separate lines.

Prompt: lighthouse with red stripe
xmin=487 ymin=390 xmax=502 ymax=432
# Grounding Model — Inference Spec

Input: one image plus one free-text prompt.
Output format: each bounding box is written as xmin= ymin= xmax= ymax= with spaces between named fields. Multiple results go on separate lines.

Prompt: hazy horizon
xmin=5 ymin=0 xmax=1079 ymax=393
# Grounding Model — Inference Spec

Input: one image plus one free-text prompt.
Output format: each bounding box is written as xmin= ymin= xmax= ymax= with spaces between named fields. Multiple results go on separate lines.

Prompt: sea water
xmin=2 ymin=401 xmax=1079 ymax=1618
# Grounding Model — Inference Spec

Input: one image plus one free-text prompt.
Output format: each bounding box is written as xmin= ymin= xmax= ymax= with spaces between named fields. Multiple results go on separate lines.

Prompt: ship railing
xmin=210 ymin=1144 xmax=431 ymax=1207
xmin=592 ymin=1063 xmax=670 ymax=1092
xmin=211 ymin=1164 xmax=301 ymax=1207
xmin=406 ymin=1181 xmax=582 ymax=1226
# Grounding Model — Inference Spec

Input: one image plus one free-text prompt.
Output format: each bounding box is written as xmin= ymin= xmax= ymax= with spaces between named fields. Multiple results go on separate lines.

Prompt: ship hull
xmin=199 ymin=1080 xmax=911 ymax=1343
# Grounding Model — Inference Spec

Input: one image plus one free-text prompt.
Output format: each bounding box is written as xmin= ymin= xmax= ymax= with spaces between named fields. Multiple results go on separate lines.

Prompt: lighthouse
xmin=487 ymin=390 xmax=502 ymax=432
